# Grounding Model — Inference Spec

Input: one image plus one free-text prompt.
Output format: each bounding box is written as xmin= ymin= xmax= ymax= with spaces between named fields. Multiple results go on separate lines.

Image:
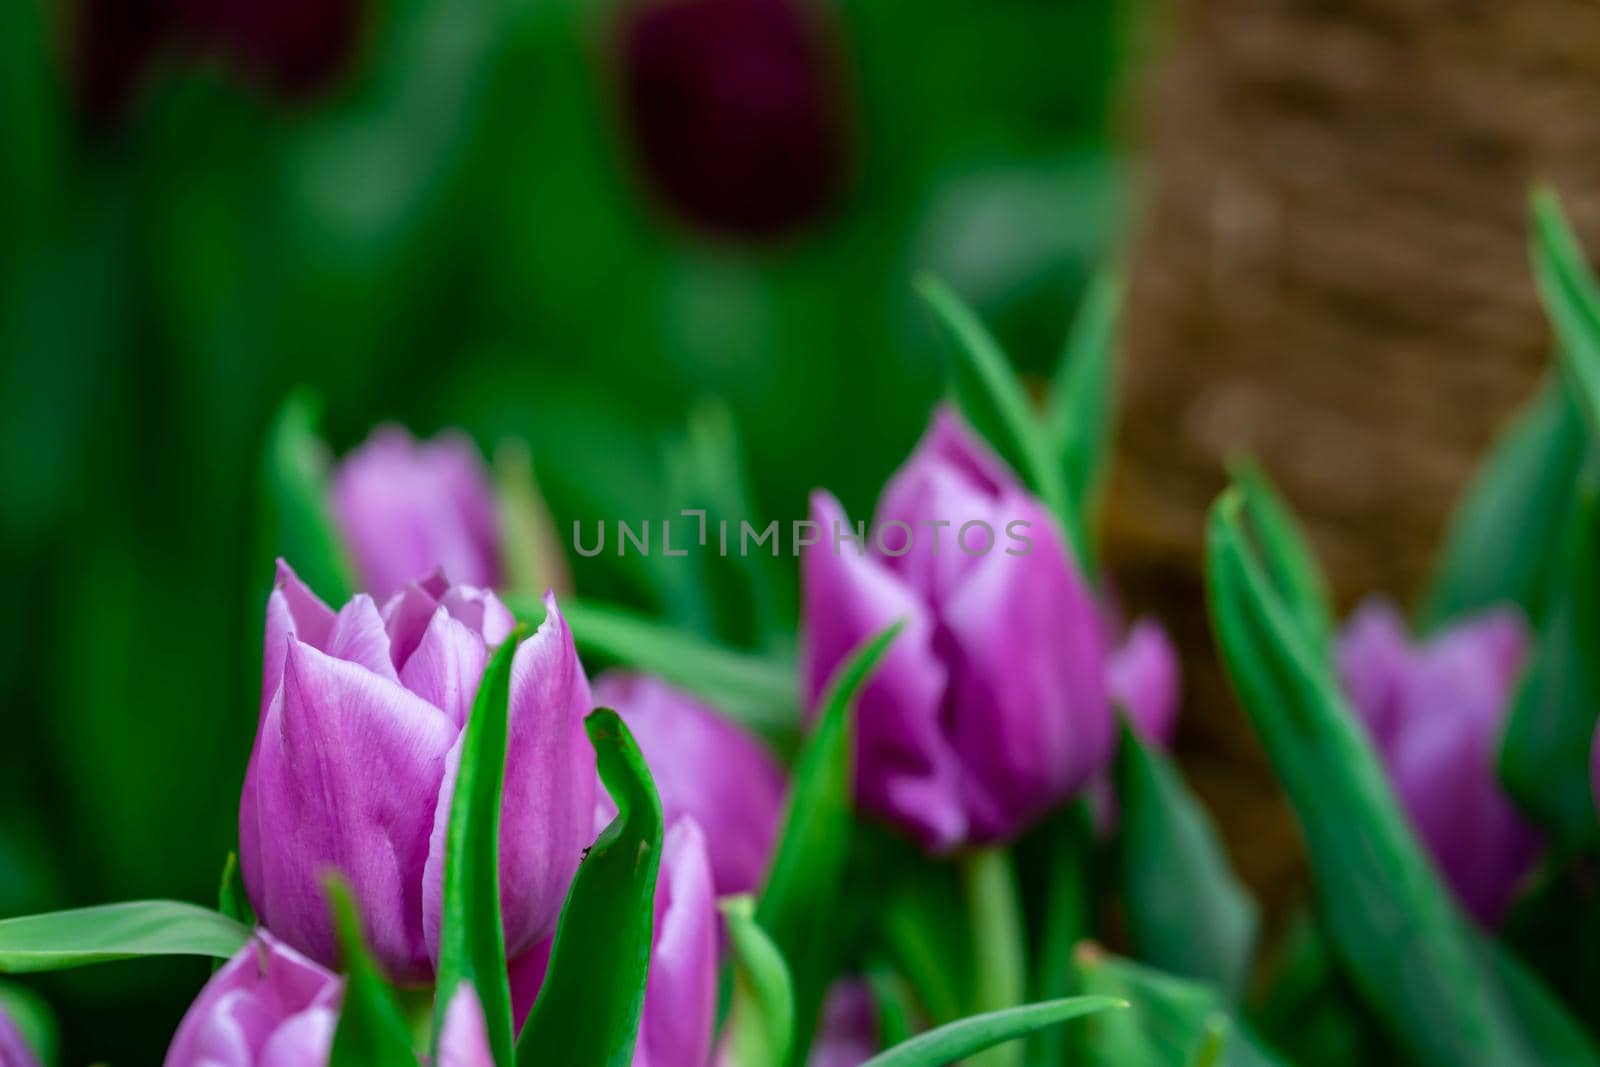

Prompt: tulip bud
xmin=617 ymin=0 xmax=848 ymax=240
xmin=801 ymin=406 xmax=1114 ymax=852
xmin=1337 ymin=598 xmax=1541 ymax=925
xmin=241 ymin=562 xmax=596 ymax=982
xmin=1106 ymin=618 xmax=1180 ymax=748
xmin=164 ymin=933 xmax=341 ymax=1067
xmin=329 ymin=427 xmax=504 ymax=602
xmin=593 ymin=672 xmax=788 ymax=896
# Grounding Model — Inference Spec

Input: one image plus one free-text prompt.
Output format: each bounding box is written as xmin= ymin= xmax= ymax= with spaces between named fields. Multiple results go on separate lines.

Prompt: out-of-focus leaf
xmin=877 ymin=842 xmax=971 ymax=1026
xmin=0 ymin=981 xmax=57 ymax=1067
xmin=1419 ymin=377 xmax=1585 ymax=629
xmin=1075 ymin=949 xmax=1284 ymax=1067
xmin=722 ymin=895 xmax=796 ymax=1067
xmin=914 ymin=275 xmax=1070 ymax=531
xmin=1022 ymin=804 xmax=1091 ymax=1067
xmin=867 ymin=969 xmax=916 ymax=1051
xmin=0 ymin=0 xmax=67 ymax=252
xmin=1046 ymin=270 xmax=1120 ymax=567
xmin=327 ymin=879 xmax=420 ymax=1067
xmin=495 ymin=440 xmax=570 ymax=602
xmin=1115 ymin=723 xmax=1257 ymax=1000
xmin=217 ymin=852 xmax=254 ymax=929
xmin=1503 ymin=855 xmax=1600 ymax=1034
xmin=0 ymin=902 xmax=249 ymax=973
xmin=433 ymin=631 xmax=523 ymax=1066
xmin=1250 ymin=911 xmax=1395 ymax=1067
xmin=258 ymin=392 xmax=353 ymax=604
xmin=1531 ymin=189 xmax=1600 ymax=432
xmin=1227 ymin=460 xmax=1332 ymax=652
xmin=1500 ymin=467 xmax=1600 ymax=846
xmin=1483 ymin=937 xmax=1600 ymax=1066
xmin=862 ymin=996 xmax=1124 ymax=1067
xmin=759 ymin=622 xmax=902 ymax=1066
xmin=516 ymin=710 xmax=662 ymax=1066
xmin=1206 ymin=487 xmax=1597 ymax=1066
xmin=505 ymin=595 xmax=798 ymax=749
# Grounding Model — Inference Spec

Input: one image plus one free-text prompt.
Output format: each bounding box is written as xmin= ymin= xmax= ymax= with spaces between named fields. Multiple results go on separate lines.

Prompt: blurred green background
xmin=0 ymin=0 xmax=1138 ymax=1057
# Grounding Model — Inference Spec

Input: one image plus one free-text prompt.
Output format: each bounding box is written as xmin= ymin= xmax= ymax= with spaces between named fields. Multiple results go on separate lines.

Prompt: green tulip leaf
xmin=433 ymin=628 xmax=524 ymax=1066
xmin=1531 ymin=188 xmax=1600 ymax=433
xmin=0 ymin=901 xmax=250 ymax=973
xmin=1046 ymin=269 xmax=1121 ymax=567
xmin=327 ymin=878 xmax=420 ymax=1067
xmin=516 ymin=710 xmax=663 ymax=1067
xmin=257 ymin=392 xmax=354 ymax=605
xmin=722 ymin=895 xmax=796 ymax=1067
xmin=860 ymin=995 xmax=1124 ymax=1067
xmin=1115 ymin=723 xmax=1258 ymax=1000
xmin=1226 ymin=459 xmax=1332 ymax=652
xmin=217 ymin=851 xmax=255 ymax=929
xmin=759 ymin=621 xmax=902 ymax=1065
xmin=1020 ymin=803 xmax=1091 ymax=1067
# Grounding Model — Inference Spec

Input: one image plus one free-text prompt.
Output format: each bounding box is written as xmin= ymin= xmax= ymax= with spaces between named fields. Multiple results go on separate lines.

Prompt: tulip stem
xmin=960 ymin=846 xmax=1027 ymax=1067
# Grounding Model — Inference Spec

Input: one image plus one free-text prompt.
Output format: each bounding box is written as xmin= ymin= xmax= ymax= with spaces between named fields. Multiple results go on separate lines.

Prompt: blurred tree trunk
xmin=1107 ymin=0 xmax=1600 ymax=924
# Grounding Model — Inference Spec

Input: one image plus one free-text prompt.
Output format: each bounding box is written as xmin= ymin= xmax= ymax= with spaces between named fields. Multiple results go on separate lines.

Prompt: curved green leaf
xmin=861 ymin=996 xmax=1124 ymax=1067
xmin=914 ymin=276 xmax=1070 ymax=533
xmin=1115 ymin=722 xmax=1257 ymax=1000
xmin=722 ymin=895 xmax=796 ymax=1067
xmin=1531 ymin=188 xmax=1600 ymax=432
xmin=516 ymin=710 xmax=663 ymax=1067
xmin=0 ymin=901 xmax=249 ymax=973
xmin=1227 ymin=459 xmax=1332 ymax=652
xmin=759 ymin=621 xmax=902 ymax=1065
xmin=327 ymin=879 xmax=419 ymax=1067
xmin=257 ymin=392 xmax=353 ymax=605
xmin=433 ymin=628 xmax=524 ymax=1066
xmin=1047 ymin=270 xmax=1121 ymax=566
xmin=217 ymin=851 xmax=255 ymax=929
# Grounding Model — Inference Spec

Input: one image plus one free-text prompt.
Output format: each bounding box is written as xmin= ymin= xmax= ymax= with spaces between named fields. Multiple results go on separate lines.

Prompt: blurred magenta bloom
xmin=0 ymin=1005 xmax=40 ymax=1067
xmin=164 ymin=932 xmax=340 ymax=1066
xmin=1106 ymin=617 xmax=1181 ymax=746
xmin=1337 ymin=598 xmax=1541 ymax=925
xmin=241 ymin=562 xmax=596 ymax=983
xmin=807 ymin=979 xmax=879 ymax=1067
xmin=618 ymin=0 xmax=847 ymax=240
xmin=801 ymin=407 xmax=1114 ymax=852
xmin=509 ymin=818 xmax=719 ymax=1066
xmin=593 ymin=672 xmax=788 ymax=896
xmin=330 ymin=426 xmax=503 ymax=601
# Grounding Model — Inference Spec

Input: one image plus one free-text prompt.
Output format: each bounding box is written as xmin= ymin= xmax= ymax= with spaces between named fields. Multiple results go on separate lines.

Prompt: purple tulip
xmin=330 ymin=426 xmax=503 ymax=602
xmin=164 ymin=933 xmax=340 ymax=1067
xmin=1106 ymin=618 xmax=1181 ymax=747
xmin=509 ymin=818 xmax=719 ymax=1067
xmin=241 ymin=562 xmax=596 ymax=983
xmin=1337 ymin=597 xmax=1541 ymax=925
xmin=0 ymin=1004 xmax=40 ymax=1067
xmin=807 ymin=979 xmax=880 ymax=1067
xmin=593 ymin=673 xmax=788 ymax=896
xmin=801 ymin=407 xmax=1114 ymax=852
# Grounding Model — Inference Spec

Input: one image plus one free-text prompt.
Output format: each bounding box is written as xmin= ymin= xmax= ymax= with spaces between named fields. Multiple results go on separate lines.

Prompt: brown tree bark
xmin=1107 ymin=0 xmax=1600 ymax=924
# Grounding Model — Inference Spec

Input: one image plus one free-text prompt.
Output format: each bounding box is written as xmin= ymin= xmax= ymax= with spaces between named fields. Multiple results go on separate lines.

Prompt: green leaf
xmin=1021 ymin=804 xmax=1091 ymax=1067
xmin=257 ymin=392 xmax=354 ymax=603
xmin=914 ymin=275 xmax=1071 ymax=535
xmin=0 ymin=901 xmax=250 ymax=973
xmin=505 ymin=595 xmax=798 ymax=750
xmin=1226 ymin=459 xmax=1332 ymax=652
xmin=1530 ymin=188 xmax=1600 ymax=432
xmin=1419 ymin=377 xmax=1586 ymax=629
xmin=433 ymin=629 xmax=523 ymax=1066
xmin=861 ymin=996 xmax=1125 ymax=1067
xmin=1205 ymin=487 xmax=1596 ymax=1066
xmin=217 ymin=852 xmax=255 ymax=929
xmin=961 ymin=848 xmax=1028 ymax=1067
xmin=721 ymin=895 xmax=796 ymax=1067
xmin=494 ymin=440 xmax=569 ymax=602
xmin=1115 ymin=722 xmax=1257 ymax=1000
xmin=876 ymin=843 xmax=972 ymax=1027
xmin=517 ymin=710 xmax=663 ymax=1067
xmin=326 ymin=879 xmax=420 ymax=1067
xmin=1046 ymin=270 xmax=1121 ymax=566
xmin=1075 ymin=949 xmax=1283 ymax=1067
xmin=758 ymin=621 xmax=903 ymax=1066
xmin=1500 ymin=466 xmax=1600 ymax=846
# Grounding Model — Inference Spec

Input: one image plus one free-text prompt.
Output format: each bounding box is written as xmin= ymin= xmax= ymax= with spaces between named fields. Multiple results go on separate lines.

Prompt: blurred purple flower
xmin=593 ymin=672 xmax=788 ymax=896
xmin=330 ymin=426 xmax=503 ymax=602
xmin=164 ymin=932 xmax=340 ymax=1067
xmin=801 ymin=406 xmax=1114 ymax=852
xmin=1106 ymin=617 xmax=1180 ymax=748
xmin=509 ymin=818 xmax=719 ymax=1067
xmin=807 ymin=978 xmax=879 ymax=1067
xmin=241 ymin=562 xmax=595 ymax=983
xmin=0 ymin=1004 xmax=40 ymax=1067
xmin=1337 ymin=597 xmax=1541 ymax=926
xmin=618 ymin=0 xmax=848 ymax=240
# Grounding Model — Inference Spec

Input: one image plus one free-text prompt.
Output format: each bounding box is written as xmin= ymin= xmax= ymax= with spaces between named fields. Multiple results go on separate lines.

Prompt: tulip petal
xmin=636 ymin=819 xmax=719 ymax=1067
xmin=399 ymin=606 xmax=489 ymax=729
xmin=941 ymin=490 xmax=1112 ymax=842
xmin=324 ymin=594 xmax=401 ymax=683
xmin=164 ymin=933 xmax=340 ymax=1067
xmin=263 ymin=559 xmax=336 ymax=711
xmin=437 ymin=986 xmax=497 ymax=1067
xmin=802 ymin=491 xmax=963 ymax=852
xmin=256 ymin=1007 xmax=337 ymax=1067
xmin=1106 ymin=619 xmax=1181 ymax=749
xmin=249 ymin=642 xmax=455 ymax=981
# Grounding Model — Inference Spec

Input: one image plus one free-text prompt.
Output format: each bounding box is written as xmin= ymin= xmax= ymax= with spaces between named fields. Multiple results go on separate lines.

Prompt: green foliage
xmin=326 ymin=879 xmax=420 ymax=1067
xmin=721 ymin=896 xmax=797 ymax=1067
xmin=257 ymin=393 xmax=355 ymax=604
xmin=0 ymin=902 xmax=249 ymax=973
xmin=861 ymin=995 xmax=1125 ymax=1067
xmin=1047 ymin=271 xmax=1122 ymax=568
xmin=516 ymin=711 xmax=663 ymax=1067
